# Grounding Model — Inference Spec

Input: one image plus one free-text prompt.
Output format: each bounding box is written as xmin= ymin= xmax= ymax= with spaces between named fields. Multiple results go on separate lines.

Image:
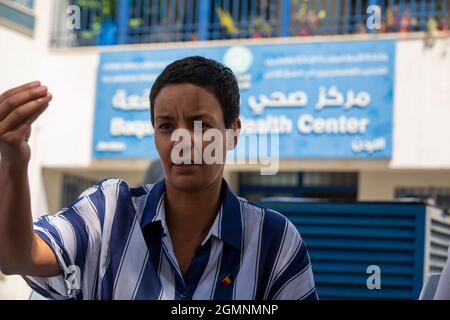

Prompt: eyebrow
xmin=187 ymin=113 xmax=214 ymax=122
xmin=155 ymin=113 xmax=214 ymax=122
xmin=155 ymin=115 xmax=175 ymax=121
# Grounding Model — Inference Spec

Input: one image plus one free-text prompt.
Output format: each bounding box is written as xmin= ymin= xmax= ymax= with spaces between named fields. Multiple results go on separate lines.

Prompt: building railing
xmin=51 ymin=0 xmax=449 ymax=48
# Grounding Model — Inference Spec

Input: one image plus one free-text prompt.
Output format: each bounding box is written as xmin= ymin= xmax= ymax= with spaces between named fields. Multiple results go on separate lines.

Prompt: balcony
xmin=51 ymin=0 xmax=449 ymax=48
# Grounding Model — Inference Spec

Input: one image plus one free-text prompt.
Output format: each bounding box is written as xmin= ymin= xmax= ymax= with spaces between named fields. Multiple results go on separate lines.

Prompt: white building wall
xmin=391 ymin=37 xmax=450 ymax=169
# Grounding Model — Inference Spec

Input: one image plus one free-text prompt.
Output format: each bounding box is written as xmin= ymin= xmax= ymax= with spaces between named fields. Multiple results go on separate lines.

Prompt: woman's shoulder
xmin=87 ymin=178 xmax=154 ymax=196
xmin=73 ymin=179 xmax=154 ymax=209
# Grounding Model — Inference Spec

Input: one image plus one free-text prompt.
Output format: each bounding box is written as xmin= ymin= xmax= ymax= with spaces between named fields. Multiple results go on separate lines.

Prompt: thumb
xmin=13 ymin=123 xmax=32 ymax=143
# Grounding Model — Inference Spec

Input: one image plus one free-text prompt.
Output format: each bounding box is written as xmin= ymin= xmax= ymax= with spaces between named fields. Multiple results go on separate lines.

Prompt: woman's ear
xmin=226 ymin=118 xmax=241 ymax=150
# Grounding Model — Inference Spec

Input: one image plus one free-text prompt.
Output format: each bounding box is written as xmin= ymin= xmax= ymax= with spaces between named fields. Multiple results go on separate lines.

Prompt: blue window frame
xmin=11 ymin=0 xmax=34 ymax=9
xmin=0 ymin=0 xmax=35 ymax=35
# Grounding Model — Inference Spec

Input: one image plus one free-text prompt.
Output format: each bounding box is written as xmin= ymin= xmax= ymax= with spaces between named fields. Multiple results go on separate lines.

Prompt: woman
xmin=0 ymin=56 xmax=317 ymax=300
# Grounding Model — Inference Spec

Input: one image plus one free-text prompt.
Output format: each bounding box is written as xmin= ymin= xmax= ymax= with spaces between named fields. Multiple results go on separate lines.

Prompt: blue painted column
xmin=197 ymin=0 xmax=211 ymax=41
xmin=279 ymin=0 xmax=291 ymax=37
xmin=368 ymin=0 xmax=379 ymax=8
xmin=117 ymin=0 xmax=131 ymax=44
xmin=367 ymin=0 xmax=379 ymax=34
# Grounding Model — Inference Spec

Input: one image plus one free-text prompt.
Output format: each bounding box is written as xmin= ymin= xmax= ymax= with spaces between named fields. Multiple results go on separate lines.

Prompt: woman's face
xmin=153 ymin=83 xmax=240 ymax=192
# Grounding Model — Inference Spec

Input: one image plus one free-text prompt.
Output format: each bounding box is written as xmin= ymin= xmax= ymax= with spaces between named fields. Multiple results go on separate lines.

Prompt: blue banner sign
xmin=93 ymin=39 xmax=395 ymax=159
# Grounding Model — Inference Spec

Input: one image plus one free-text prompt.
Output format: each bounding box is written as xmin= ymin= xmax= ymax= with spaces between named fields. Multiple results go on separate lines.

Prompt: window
xmin=239 ymin=171 xmax=358 ymax=202
xmin=61 ymin=174 xmax=98 ymax=207
xmin=395 ymin=186 xmax=450 ymax=210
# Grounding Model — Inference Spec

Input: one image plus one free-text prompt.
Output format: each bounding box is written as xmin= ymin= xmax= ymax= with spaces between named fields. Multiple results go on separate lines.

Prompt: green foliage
xmin=75 ymin=0 xmax=116 ymax=37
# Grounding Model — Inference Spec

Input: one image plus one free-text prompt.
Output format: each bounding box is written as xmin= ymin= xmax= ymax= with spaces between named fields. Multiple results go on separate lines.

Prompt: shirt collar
xmin=140 ymin=178 xmax=243 ymax=251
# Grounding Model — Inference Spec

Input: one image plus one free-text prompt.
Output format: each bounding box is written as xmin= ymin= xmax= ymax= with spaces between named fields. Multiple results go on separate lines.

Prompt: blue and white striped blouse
xmin=24 ymin=178 xmax=317 ymax=300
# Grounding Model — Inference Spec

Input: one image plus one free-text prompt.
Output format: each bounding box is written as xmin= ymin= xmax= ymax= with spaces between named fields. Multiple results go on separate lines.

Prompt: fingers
xmin=0 ymin=85 xmax=48 ymax=121
xmin=0 ymin=93 xmax=52 ymax=136
xmin=24 ymin=97 xmax=50 ymax=125
xmin=0 ymin=81 xmax=41 ymax=101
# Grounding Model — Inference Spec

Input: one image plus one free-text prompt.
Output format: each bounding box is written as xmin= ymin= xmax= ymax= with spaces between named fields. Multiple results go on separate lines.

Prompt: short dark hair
xmin=149 ymin=56 xmax=240 ymax=128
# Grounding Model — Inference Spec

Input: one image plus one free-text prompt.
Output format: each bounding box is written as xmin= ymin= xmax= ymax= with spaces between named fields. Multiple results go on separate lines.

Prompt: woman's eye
xmin=158 ymin=123 xmax=173 ymax=131
xmin=192 ymin=121 xmax=210 ymax=130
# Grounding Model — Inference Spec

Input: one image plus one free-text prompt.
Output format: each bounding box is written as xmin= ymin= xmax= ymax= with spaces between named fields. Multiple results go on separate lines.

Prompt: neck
xmin=165 ymin=177 xmax=223 ymax=240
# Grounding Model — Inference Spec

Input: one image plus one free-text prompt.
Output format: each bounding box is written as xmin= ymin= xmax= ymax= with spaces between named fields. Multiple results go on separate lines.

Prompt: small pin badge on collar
xmin=221 ymin=274 xmax=234 ymax=287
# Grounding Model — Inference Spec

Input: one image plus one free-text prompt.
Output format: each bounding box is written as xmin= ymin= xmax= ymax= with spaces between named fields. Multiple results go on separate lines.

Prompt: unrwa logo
xmin=223 ymin=46 xmax=254 ymax=75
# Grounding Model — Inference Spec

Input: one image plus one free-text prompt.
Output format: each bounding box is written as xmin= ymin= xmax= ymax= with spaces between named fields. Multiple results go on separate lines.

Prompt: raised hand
xmin=0 ymin=81 xmax=52 ymax=166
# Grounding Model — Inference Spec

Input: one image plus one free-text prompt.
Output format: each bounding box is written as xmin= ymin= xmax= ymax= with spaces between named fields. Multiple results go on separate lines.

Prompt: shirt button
xmin=180 ymin=291 xmax=188 ymax=299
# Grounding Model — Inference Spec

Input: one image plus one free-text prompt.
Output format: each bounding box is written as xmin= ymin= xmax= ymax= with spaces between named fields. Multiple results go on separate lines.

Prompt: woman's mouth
xmin=171 ymin=162 xmax=201 ymax=173
xmin=172 ymin=163 xmax=199 ymax=166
